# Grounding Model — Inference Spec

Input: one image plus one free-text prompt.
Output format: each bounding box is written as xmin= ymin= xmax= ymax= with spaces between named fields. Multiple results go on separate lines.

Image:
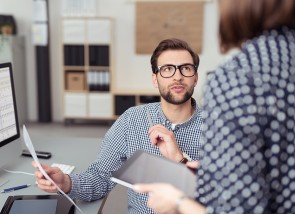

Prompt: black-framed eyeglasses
xmin=155 ymin=63 xmax=197 ymax=78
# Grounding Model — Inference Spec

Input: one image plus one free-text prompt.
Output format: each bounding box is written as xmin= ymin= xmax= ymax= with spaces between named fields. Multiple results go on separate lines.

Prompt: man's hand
xmin=148 ymin=124 xmax=183 ymax=162
xmin=32 ymin=161 xmax=71 ymax=193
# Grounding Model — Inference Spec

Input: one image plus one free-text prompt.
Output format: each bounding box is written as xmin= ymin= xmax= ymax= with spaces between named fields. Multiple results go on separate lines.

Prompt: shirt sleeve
xmin=68 ymin=110 xmax=130 ymax=201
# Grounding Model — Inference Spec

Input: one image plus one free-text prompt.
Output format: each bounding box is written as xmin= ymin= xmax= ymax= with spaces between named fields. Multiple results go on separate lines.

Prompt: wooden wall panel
xmin=136 ymin=2 xmax=204 ymax=54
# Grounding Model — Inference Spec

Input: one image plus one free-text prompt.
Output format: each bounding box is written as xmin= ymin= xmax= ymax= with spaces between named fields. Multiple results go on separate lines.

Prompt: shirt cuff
xmin=183 ymin=152 xmax=192 ymax=161
xmin=67 ymin=173 xmax=80 ymax=199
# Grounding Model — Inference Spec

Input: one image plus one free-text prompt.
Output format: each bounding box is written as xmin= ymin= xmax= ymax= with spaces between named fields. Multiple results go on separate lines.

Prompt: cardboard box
xmin=66 ymin=72 xmax=85 ymax=91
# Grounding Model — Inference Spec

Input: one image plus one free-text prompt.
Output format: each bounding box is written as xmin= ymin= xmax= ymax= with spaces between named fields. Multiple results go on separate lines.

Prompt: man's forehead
xmin=158 ymin=50 xmax=193 ymax=64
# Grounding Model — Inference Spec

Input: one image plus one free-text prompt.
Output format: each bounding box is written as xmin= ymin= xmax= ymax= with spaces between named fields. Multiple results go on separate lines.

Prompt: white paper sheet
xmin=32 ymin=23 xmax=48 ymax=46
xmin=33 ymin=1 xmax=48 ymax=22
xmin=22 ymin=125 xmax=84 ymax=214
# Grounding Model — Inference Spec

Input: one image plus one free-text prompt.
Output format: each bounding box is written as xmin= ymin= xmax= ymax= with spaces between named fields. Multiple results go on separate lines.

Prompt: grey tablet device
xmin=110 ymin=150 xmax=196 ymax=197
xmin=1 ymin=195 xmax=75 ymax=214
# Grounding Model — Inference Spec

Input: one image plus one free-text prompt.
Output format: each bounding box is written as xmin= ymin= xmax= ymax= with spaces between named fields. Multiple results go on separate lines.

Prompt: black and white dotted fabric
xmin=196 ymin=27 xmax=295 ymax=214
xmin=68 ymin=99 xmax=203 ymax=213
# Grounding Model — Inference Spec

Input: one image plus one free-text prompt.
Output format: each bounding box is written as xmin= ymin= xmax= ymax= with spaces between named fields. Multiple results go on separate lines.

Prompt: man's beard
xmin=159 ymin=85 xmax=194 ymax=105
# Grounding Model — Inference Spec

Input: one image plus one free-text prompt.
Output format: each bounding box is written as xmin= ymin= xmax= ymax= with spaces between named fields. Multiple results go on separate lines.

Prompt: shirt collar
xmin=156 ymin=98 xmax=199 ymax=131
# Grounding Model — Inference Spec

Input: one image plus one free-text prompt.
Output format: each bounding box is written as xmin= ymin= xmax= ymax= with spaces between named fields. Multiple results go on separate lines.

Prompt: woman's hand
xmin=134 ymin=183 xmax=184 ymax=214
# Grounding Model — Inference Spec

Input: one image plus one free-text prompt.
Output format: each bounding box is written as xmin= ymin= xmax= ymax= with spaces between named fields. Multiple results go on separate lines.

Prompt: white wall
xmin=0 ymin=0 xmax=37 ymax=121
xmin=1 ymin=0 xmax=224 ymax=122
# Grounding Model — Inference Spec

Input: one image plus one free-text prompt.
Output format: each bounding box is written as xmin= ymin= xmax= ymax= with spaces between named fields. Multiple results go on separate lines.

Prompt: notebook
xmin=110 ymin=150 xmax=196 ymax=197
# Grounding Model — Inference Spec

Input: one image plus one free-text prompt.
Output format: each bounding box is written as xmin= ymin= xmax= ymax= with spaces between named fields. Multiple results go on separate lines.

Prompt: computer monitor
xmin=0 ymin=62 xmax=22 ymax=169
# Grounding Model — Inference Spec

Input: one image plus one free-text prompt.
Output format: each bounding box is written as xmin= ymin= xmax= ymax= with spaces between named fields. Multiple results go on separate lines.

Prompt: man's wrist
xmin=179 ymin=157 xmax=188 ymax=164
xmin=63 ymin=174 xmax=72 ymax=193
xmin=179 ymin=152 xmax=191 ymax=164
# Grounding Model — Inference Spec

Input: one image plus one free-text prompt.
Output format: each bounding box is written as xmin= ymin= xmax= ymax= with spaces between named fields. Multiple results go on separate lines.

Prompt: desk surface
xmin=0 ymin=135 xmax=103 ymax=214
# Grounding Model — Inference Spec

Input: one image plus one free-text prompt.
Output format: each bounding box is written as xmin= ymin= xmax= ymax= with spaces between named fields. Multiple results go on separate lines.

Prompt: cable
xmin=0 ymin=168 xmax=34 ymax=176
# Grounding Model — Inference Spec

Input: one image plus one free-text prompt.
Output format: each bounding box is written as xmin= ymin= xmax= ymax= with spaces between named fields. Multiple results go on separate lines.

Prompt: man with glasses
xmin=33 ymin=38 xmax=202 ymax=213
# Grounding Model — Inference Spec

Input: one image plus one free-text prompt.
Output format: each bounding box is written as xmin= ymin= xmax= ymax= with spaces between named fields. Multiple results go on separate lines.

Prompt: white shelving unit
xmin=62 ymin=17 xmax=114 ymax=122
xmin=61 ymin=17 xmax=161 ymax=124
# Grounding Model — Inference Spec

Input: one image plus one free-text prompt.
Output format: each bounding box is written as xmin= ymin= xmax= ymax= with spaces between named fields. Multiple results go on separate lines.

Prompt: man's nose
xmin=174 ymin=68 xmax=183 ymax=79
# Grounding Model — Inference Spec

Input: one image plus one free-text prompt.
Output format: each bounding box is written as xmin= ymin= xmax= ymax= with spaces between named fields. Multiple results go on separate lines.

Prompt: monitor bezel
xmin=0 ymin=62 xmax=20 ymax=148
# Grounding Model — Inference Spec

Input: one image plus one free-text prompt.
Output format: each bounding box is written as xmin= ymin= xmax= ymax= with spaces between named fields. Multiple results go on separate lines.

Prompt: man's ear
xmin=194 ymin=72 xmax=198 ymax=86
xmin=152 ymin=73 xmax=159 ymax=88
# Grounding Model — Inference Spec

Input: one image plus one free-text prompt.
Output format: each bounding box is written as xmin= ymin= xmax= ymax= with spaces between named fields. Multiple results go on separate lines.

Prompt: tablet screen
xmin=9 ymin=199 xmax=57 ymax=214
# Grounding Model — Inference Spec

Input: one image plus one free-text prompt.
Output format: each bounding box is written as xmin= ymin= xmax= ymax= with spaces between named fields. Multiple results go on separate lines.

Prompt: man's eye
xmin=181 ymin=66 xmax=190 ymax=71
xmin=163 ymin=66 xmax=173 ymax=72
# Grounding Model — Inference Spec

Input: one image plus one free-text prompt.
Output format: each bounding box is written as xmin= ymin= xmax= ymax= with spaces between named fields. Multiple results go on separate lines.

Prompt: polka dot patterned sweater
xmin=196 ymin=27 xmax=295 ymax=214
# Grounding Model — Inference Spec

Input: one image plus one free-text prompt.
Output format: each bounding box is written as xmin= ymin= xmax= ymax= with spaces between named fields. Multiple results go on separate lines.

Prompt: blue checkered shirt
xmin=68 ymin=98 xmax=203 ymax=213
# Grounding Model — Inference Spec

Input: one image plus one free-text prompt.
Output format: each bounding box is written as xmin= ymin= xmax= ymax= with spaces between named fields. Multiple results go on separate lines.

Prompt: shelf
xmin=114 ymin=94 xmax=160 ymax=116
xmin=61 ymin=17 xmax=161 ymax=124
xmin=62 ymin=17 xmax=114 ymax=122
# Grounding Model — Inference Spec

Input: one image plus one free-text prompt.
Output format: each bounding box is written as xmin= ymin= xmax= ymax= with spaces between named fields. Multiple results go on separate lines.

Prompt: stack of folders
xmin=87 ymin=70 xmax=110 ymax=91
xmin=64 ymin=45 xmax=84 ymax=66
xmin=89 ymin=45 xmax=109 ymax=66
